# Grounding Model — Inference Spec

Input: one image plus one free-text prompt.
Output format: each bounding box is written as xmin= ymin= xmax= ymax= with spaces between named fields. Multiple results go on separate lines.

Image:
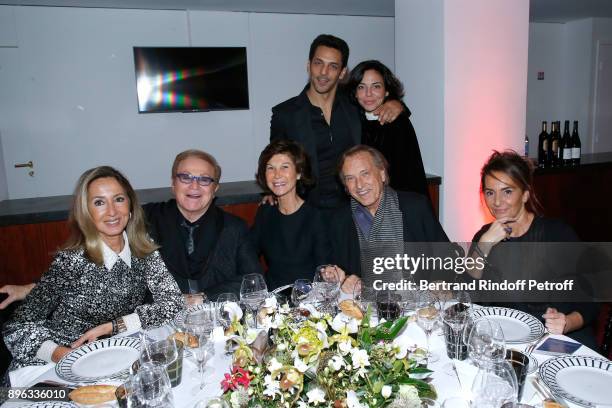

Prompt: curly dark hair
xmin=481 ymin=150 xmax=541 ymax=215
xmin=256 ymin=140 xmax=314 ymax=198
xmin=309 ymin=34 xmax=350 ymax=68
xmin=347 ymin=60 xmax=404 ymax=105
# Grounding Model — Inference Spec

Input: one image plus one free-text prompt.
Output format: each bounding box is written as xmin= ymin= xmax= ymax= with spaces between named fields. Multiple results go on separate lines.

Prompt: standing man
xmin=270 ymin=34 xmax=402 ymax=209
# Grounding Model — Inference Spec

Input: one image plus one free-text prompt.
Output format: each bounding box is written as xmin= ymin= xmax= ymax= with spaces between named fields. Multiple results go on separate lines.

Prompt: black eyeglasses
xmin=175 ymin=173 xmax=216 ymax=187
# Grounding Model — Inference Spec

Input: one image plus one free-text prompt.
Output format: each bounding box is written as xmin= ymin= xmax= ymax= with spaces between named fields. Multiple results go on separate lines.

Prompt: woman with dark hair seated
xmin=3 ymin=166 xmax=182 ymax=371
xmin=346 ymin=60 xmax=428 ymax=197
xmin=468 ymin=150 xmax=597 ymax=347
xmin=250 ymin=140 xmax=331 ymax=289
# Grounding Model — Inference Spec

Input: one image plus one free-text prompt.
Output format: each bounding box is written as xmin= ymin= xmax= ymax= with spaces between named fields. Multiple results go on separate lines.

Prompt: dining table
xmin=2 ymin=307 xmax=610 ymax=408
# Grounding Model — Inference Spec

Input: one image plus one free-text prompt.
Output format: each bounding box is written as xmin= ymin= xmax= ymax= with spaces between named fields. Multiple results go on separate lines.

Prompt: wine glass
xmin=442 ymin=291 xmax=471 ymax=360
xmin=216 ymin=293 xmax=239 ymax=329
xmin=184 ymin=318 xmax=214 ymax=390
xmin=132 ymin=362 xmax=174 ymax=407
xmin=240 ymin=273 xmax=268 ymax=313
xmin=376 ymin=291 xmax=402 ymax=321
xmin=291 ymin=279 xmax=313 ymax=307
xmin=415 ymin=290 xmax=441 ymax=363
xmin=313 ymin=265 xmax=341 ymax=312
xmin=465 ymin=318 xmax=506 ymax=366
xmin=471 ymin=359 xmax=518 ymax=408
xmin=353 ymin=283 xmax=377 ymax=320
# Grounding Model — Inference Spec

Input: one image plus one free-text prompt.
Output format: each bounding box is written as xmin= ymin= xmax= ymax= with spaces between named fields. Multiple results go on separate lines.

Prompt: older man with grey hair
xmin=329 ymin=145 xmax=449 ymax=292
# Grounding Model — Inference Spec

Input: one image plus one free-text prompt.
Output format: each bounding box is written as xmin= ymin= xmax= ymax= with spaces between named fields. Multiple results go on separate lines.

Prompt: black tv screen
xmin=133 ymin=47 xmax=249 ymax=113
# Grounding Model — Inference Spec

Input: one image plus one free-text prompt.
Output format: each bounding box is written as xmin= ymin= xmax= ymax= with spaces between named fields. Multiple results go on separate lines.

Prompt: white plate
xmin=539 ymin=355 xmax=612 ymax=407
xmin=471 ymin=307 xmax=545 ymax=344
xmin=21 ymin=403 xmax=77 ymax=408
xmin=55 ymin=337 xmax=141 ymax=383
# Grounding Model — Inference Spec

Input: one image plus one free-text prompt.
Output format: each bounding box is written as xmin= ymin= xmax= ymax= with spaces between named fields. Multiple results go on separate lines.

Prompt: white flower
xmin=293 ymin=356 xmax=309 ymax=373
xmin=263 ymin=374 xmax=280 ymax=398
xmin=263 ymin=296 xmax=278 ymax=309
xmin=224 ymin=302 xmax=243 ymax=321
xmin=338 ymin=340 xmax=352 ymax=356
xmin=277 ymin=343 xmax=287 ymax=351
xmin=355 ymin=367 xmax=368 ymax=378
xmin=350 ymin=348 xmax=370 ymax=369
xmin=346 ymin=390 xmax=366 ymax=408
xmin=306 ymin=388 xmax=326 ymax=405
xmin=381 ymin=385 xmax=392 ymax=399
xmin=328 ymin=355 xmax=344 ymax=371
xmin=392 ymin=335 xmax=417 ymax=359
xmin=331 ymin=313 xmax=360 ymax=334
xmin=398 ymin=384 xmax=420 ymax=402
xmin=279 ymin=303 xmax=291 ymax=314
xmin=245 ymin=328 xmax=260 ymax=344
xmin=267 ymin=357 xmax=283 ymax=373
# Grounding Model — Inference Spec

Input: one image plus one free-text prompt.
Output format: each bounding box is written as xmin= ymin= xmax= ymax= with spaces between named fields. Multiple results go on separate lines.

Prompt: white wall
xmin=526 ymin=18 xmax=612 ymax=155
xmin=0 ymin=5 xmax=394 ymax=199
xmin=526 ymin=23 xmax=564 ymax=157
xmin=396 ymin=0 xmax=529 ymax=241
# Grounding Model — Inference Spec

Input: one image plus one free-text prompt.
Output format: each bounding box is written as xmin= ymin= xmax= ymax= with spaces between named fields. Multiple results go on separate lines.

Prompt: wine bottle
xmin=538 ymin=121 xmax=548 ymax=168
xmin=547 ymin=121 xmax=559 ymax=167
xmin=561 ymin=120 xmax=572 ymax=166
xmin=571 ymin=121 xmax=581 ymax=166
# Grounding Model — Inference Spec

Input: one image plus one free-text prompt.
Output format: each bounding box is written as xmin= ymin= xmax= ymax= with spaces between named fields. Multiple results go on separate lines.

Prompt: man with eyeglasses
xmin=143 ymin=149 xmax=262 ymax=299
xmin=0 ymin=149 xmax=261 ymax=306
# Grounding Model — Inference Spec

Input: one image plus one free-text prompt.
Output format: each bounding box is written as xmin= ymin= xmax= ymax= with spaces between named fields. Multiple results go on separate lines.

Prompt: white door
xmin=593 ymin=42 xmax=612 ymax=153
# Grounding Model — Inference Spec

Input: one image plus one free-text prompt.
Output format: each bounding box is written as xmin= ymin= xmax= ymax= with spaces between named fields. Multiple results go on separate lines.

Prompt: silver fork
xmin=525 ymin=331 xmax=548 ymax=356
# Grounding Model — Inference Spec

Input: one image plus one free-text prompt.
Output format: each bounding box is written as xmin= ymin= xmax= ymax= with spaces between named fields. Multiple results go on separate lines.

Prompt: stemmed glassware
xmin=216 ymin=293 xmax=239 ymax=330
xmin=183 ymin=304 xmax=214 ymax=390
xmin=415 ymin=290 xmax=441 ymax=363
xmin=240 ymin=274 xmax=268 ymax=326
xmin=291 ymin=279 xmax=313 ymax=307
xmin=464 ymin=318 xmax=507 ymax=367
xmin=312 ymin=265 xmax=341 ymax=312
xmin=471 ymin=359 xmax=518 ymax=407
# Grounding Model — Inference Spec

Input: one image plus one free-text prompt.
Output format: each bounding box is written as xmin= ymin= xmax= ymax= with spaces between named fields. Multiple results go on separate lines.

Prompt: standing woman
xmin=3 ymin=166 xmax=182 ymax=371
xmin=250 ymin=140 xmax=331 ymax=289
xmin=347 ymin=60 xmax=428 ymax=197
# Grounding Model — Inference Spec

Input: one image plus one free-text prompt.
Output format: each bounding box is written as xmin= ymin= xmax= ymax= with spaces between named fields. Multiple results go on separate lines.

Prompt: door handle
xmin=14 ymin=161 xmax=33 ymax=168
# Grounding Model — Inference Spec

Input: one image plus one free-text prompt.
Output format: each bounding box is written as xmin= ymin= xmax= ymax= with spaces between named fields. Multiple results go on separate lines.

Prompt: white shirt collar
xmin=101 ymin=231 xmax=131 ymax=270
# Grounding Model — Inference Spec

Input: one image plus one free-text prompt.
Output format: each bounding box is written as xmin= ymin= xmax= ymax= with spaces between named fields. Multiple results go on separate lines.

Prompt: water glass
xmin=375 ymin=291 xmax=402 ymax=321
xmin=240 ymin=273 xmax=268 ymax=311
xmin=471 ymin=359 xmax=518 ymax=408
xmin=138 ymin=338 xmax=183 ymax=387
xmin=216 ymin=293 xmax=239 ymax=329
xmin=313 ymin=265 xmax=341 ymax=311
xmin=132 ymin=362 xmax=174 ymax=407
xmin=465 ymin=318 xmax=506 ymax=366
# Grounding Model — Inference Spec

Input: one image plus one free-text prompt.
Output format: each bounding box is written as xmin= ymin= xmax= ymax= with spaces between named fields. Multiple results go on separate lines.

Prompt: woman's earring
xmin=129 ymin=212 xmax=132 ymax=219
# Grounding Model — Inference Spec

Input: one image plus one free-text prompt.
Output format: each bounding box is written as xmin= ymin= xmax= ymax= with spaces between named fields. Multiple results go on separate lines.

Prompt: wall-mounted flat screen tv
xmin=133 ymin=47 xmax=249 ymax=113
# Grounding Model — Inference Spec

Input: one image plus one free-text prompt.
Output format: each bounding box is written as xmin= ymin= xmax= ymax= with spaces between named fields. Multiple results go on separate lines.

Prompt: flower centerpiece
xmin=220 ymin=299 xmax=436 ymax=408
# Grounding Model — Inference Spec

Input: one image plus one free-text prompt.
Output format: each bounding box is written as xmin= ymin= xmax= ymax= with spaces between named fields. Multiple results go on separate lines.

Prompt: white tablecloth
xmin=3 ymin=319 xmax=608 ymax=407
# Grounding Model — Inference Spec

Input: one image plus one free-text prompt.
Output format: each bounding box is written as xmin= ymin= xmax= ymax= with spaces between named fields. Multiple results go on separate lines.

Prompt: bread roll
xmin=339 ymin=300 xmax=364 ymax=320
xmin=169 ymin=331 xmax=198 ymax=348
xmin=69 ymin=384 xmax=116 ymax=405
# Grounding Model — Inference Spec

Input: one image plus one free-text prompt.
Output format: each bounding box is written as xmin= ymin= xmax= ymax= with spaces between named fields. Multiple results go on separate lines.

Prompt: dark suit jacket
xmin=329 ymin=191 xmax=449 ymax=277
xmin=143 ymin=200 xmax=262 ymax=299
xmin=270 ymin=87 xmax=362 ymax=179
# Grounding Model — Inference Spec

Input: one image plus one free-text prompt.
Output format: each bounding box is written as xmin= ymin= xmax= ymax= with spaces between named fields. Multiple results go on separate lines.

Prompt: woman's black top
xmin=249 ymin=202 xmax=331 ymax=290
xmin=361 ymin=109 xmax=428 ymax=197
xmin=472 ymin=216 xmax=599 ymax=348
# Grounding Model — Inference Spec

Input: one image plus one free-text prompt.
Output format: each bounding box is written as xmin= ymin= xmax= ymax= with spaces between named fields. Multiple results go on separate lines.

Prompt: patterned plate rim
xmin=21 ymin=402 xmax=77 ymax=408
xmin=55 ymin=336 xmax=141 ymax=383
xmin=471 ymin=306 xmax=546 ymax=344
xmin=539 ymin=355 xmax=612 ymax=407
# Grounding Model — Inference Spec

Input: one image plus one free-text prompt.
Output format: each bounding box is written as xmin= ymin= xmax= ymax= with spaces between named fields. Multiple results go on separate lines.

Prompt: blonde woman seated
xmin=3 ymin=166 xmax=182 ymax=371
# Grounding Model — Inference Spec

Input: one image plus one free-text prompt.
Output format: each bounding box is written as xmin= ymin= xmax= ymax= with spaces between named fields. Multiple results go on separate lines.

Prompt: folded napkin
xmin=9 ymin=363 xmax=54 ymax=387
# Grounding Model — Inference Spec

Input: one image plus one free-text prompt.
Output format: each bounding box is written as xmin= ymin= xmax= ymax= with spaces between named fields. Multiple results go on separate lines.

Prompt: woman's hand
xmin=260 ymin=194 xmax=277 ymax=206
xmin=51 ymin=346 xmax=72 ymax=363
xmin=542 ymin=307 xmax=567 ymax=334
xmin=479 ymin=217 xmax=516 ymax=250
xmin=0 ymin=283 xmax=36 ymax=309
xmin=71 ymin=322 xmax=113 ymax=348
xmin=373 ymin=100 xmax=404 ymax=125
